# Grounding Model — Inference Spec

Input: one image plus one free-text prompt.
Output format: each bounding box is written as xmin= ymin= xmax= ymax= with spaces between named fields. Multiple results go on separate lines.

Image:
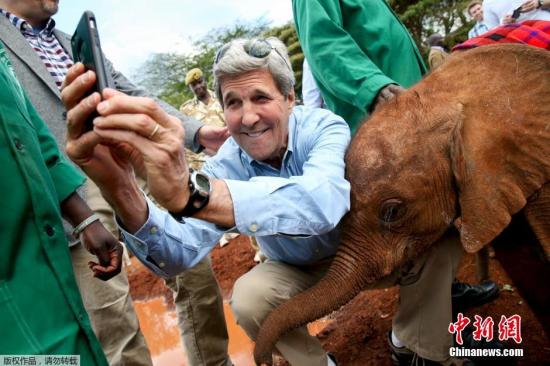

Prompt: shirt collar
xmin=0 ymin=9 xmax=56 ymax=36
xmin=241 ymin=108 xmax=296 ymax=168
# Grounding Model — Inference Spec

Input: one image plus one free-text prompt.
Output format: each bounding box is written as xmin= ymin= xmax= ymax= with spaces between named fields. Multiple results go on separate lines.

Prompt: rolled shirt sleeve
xmin=482 ymin=2 xmax=501 ymax=29
xmin=120 ymin=196 xmax=224 ymax=278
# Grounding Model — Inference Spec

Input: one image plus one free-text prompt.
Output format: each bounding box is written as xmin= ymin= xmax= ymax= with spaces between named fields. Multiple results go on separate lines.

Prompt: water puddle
xmin=134 ymin=297 xmax=332 ymax=365
xmin=134 ymin=298 xmax=254 ymax=365
xmin=134 ymin=298 xmax=186 ymax=365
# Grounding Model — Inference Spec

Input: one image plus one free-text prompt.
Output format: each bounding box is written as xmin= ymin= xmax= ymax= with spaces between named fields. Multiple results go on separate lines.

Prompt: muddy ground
xmin=128 ymin=234 xmax=550 ymax=366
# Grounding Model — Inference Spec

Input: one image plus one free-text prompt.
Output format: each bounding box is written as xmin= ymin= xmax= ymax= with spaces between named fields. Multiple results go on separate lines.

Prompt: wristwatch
xmin=539 ymin=0 xmax=544 ymax=8
xmin=169 ymin=169 xmax=211 ymax=221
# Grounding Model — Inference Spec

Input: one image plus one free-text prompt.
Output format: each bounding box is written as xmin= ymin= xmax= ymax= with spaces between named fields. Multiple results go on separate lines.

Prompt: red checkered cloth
xmin=453 ymin=20 xmax=550 ymax=51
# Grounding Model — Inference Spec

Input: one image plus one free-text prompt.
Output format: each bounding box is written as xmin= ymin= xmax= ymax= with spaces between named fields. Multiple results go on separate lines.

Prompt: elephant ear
xmin=450 ymin=108 xmax=550 ymax=253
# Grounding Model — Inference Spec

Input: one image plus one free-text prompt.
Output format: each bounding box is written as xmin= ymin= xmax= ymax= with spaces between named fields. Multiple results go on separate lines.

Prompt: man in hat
xmin=180 ymin=68 xmax=226 ymax=167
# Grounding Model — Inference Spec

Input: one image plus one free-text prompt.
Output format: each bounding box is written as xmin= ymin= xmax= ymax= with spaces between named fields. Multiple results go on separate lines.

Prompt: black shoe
xmin=387 ymin=331 xmax=475 ymax=366
xmin=327 ymin=352 xmax=338 ymax=366
xmin=452 ymin=280 xmax=499 ymax=312
xmin=387 ymin=330 xmax=414 ymax=365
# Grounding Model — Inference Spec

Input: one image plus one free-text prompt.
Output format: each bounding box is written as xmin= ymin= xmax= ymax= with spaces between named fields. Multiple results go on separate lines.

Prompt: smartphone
xmin=511 ymin=5 xmax=523 ymax=20
xmin=71 ymin=11 xmax=111 ymax=129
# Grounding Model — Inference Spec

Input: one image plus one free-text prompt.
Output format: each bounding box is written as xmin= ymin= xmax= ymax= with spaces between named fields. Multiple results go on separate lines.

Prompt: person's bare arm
xmin=61 ymin=191 xmax=123 ymax=280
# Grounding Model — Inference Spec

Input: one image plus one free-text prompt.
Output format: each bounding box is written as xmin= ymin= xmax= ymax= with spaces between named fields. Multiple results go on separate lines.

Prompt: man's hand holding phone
xmin=504 ymin=0 xmax=542 ymax=24
xmin=61 ymin=63 xmax=189 ymax=233
xmin=64 ymin=11 xmax=190 ymax=233
xmin=65 ymin=11 xmax=144 ymax=223
xmin=61 ymin=63 xmax=146 ymax=229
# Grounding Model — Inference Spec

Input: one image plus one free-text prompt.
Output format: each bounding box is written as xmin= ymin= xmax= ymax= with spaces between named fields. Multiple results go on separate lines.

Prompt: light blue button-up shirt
xmin=468 ymin=22 xmax=490 ymax=39
xmin=121 ymin=106 xmax=351 ymax=278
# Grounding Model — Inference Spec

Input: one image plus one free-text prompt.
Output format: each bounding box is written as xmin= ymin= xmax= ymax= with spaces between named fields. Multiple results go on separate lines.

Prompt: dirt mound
xmin=128 ymin=235 xmax=550 ymax=365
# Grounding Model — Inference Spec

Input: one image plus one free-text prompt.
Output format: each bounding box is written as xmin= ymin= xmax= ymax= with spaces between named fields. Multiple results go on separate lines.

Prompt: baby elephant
xmin=254 ymin=44 xmax=550 ymax=365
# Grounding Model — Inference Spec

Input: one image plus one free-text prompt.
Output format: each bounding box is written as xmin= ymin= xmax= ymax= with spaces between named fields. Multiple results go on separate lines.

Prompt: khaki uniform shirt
xmin=180 ymin=90 xmax=225 ymax=169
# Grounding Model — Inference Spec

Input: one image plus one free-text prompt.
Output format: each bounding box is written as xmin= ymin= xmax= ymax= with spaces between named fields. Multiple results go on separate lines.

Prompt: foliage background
xmin=133 ymin=0 xmax=474 ymax=108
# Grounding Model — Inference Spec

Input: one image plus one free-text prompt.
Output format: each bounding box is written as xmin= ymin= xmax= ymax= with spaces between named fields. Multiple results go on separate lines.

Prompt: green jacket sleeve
xmin=293 ymin=0 xmax=395 ymax=112
xmin=24 ymin=92 xmax=85 ymax=203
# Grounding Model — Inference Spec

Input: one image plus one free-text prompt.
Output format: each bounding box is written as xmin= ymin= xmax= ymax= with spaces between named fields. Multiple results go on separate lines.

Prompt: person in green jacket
xmin=292 ymin=0 xmax=427 ymax=135
xmin=0 ymin=41 xmax=121 ymax=363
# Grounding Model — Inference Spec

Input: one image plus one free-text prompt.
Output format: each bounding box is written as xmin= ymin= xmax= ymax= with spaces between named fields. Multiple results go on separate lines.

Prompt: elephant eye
xmin=379 ymin=199 xmax=406 ymax=223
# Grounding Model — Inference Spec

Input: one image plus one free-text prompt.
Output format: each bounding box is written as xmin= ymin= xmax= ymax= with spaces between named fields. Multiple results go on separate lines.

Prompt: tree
xmin=133 ymin=18 xmax=270 ymax=108
xmin=135 ymin=52 xmax=193 ymax=107
xmin=263 ymin=22 xmax=304 ymax=97
xmin=134 ymin=3 xmax=474 ymax=107
xmin=391 ymin=0 xmax=474 ymax=54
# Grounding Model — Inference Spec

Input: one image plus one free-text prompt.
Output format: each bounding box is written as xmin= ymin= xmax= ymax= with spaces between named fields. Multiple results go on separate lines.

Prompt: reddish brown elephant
xmin=253 ymin=44 xmax=550 ymax=365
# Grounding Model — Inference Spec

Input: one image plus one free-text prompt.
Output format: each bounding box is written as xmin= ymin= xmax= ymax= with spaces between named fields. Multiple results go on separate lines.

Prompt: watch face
xmin=193 ymin=171 xmax=211 ymax=196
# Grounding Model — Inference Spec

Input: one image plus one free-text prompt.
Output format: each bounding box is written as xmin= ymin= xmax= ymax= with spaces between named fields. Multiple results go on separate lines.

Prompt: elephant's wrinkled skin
xmin=253 ymin=44 xmax=550 ymax=365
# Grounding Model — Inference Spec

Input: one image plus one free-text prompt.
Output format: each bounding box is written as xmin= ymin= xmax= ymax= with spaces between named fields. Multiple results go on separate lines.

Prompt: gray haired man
xmin=61 ymin=36 xmax=350 ymax=365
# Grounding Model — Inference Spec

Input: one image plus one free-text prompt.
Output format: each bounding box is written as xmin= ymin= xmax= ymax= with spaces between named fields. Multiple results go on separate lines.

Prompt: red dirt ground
xmin=128 ymin=235 xmax=550 ymax=366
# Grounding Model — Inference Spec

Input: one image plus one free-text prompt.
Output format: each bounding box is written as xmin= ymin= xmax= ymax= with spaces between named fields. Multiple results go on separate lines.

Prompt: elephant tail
xmin=253 ymin=255 xmax=367 ymax=365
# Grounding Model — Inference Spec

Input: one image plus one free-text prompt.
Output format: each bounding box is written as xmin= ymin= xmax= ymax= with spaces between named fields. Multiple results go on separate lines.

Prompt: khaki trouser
xmin=165 ymin=257 xmax=232 ymax=366
xmin=231 ymin=257 xmax=331 ymax=366
xmin=74 ymin=180 xmax=153 ymax=366
xmin=86 ymin=178 xmax=231 ymax=366
xmin=230 ymin=232 xmax=462 ymax=366
xmin=391 ymin=232 xmax=463 ymax=362
xmin=70 ymin=243 xmax=152 ymax=366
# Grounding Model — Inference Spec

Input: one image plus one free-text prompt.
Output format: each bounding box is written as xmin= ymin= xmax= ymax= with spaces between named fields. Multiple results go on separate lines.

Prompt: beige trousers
xmin=165 ymin=257 xmax=232 ymax=366
xmin=230 ymin=232 xmax=462 ymax=366
xmin=87 ymin=178 xmax=230 ymax=366
xmin=391 ymin=232 xmax=463 ymax=362
xmin=70 ymin=243 xmax=153 ymax=366
xmin=231 ymin=257 xmax=331 ymax=366
xmin=71 ymin=180 xmax=153 ymax=366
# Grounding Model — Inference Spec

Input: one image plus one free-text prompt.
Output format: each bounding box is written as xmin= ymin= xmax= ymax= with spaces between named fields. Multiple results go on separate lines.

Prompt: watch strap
xmin=169 ymin=170 xmax=210 ymax=221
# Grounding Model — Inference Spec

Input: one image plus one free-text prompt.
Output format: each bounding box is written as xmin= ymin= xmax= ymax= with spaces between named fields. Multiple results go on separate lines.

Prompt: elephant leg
xmin=492 ymin=213 xmax=550 ymax=337
xmin=524 ymin=182 xmax=550 ymax=262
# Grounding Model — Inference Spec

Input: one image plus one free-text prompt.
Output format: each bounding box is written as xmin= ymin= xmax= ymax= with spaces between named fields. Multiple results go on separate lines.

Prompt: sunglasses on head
xmin=214 ymin=38 xmax=292 ymax=70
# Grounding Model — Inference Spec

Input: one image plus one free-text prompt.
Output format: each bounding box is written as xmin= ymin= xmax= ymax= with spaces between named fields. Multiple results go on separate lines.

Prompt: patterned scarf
xmin=453 ymin=20 xmax=550 ymax=51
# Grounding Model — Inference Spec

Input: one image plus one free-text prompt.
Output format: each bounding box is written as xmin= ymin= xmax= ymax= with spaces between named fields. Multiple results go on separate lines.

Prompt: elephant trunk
xmin=253 ymin=252 xmax=371 ymax=365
